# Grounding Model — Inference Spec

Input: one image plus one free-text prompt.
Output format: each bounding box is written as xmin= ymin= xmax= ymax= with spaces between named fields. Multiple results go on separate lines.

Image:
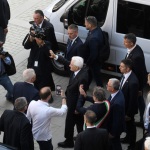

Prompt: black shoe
xmin=73 ymin=136 xmax=77 ymax=141
xmin=58 ymin=140 xmax=74 ymax=148
xmin=126 ymin=145 xmax=135 ymax=150
xmin=120 ymin=137 xmax=129 ymax=144
xmin=135 ymin=121 xmax=144 ymax=128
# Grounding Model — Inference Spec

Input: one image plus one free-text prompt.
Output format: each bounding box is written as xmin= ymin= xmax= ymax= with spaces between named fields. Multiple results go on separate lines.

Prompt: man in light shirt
xmin=27 ymin=87 xmax=67 ymax=150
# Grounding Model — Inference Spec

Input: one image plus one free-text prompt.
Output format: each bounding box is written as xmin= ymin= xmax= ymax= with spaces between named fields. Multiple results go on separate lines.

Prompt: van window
xmin=117 ymin=1 xmax=150 ymax=39
xmin=70 ymin=0 xmax=109 ymax=26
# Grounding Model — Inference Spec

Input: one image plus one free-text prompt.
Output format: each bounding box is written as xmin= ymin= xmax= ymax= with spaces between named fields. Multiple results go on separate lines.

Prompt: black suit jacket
xmin=107 ymin=90 xmax=125 ymax=137
xmin=66 ymin=37 xmax=83 ymax=61
xmin=57 ymin=56 xmax=88 ymax=113
xmin=76 ymin=95 xmax=110 ymax=128
xmin=121 ymin=72 xmax=139 ymax=116
xmin=0 ymin=110 xmax=34 ymax=150
xmin=82 ymin=27 xmax=104 ymax=66
xmin=74 ymin=127 xmax=109 ymax=150
xmin=126 ymin=45 xmax=147 ymax=90
xmin=13 ymin=82 xmax=40 ymax=103
xmin=0 ymin=0 xmax=10 ymax=29
xmin=41 ymin=19 xmax=59 ymax=51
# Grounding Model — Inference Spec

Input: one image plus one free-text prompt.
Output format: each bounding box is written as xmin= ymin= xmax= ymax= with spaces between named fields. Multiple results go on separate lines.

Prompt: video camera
xmin=0 ymin=42 xmax=8 ymax=57
xmin=29 ymin=21 xmax=46 ymax=40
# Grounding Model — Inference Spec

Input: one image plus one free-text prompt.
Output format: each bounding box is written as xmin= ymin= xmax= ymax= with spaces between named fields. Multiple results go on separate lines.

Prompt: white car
xmin=44 ymin=0 xmax=150 ymax=76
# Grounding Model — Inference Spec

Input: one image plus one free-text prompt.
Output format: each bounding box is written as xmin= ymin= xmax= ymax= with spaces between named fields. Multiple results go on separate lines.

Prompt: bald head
xmin=39 ymin=87 xmax=51 ymax=101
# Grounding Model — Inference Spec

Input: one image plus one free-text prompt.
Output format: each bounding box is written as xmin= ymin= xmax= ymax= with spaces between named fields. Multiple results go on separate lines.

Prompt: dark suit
xmin=0 ymin=0 xmax=10 ymax=42
xmin=66 ymin=37 xmax=83 ymax=61
xmin=24 ymin=40 xmax=55 ymax=91
xmin=121 ymin=71 xmax=139 ymax=147
xmin=126 ymin=44 xmax=147 ymax=122
xmin=74 ymin=127 xmax=109 ymax=150
xmin=76 ymin=95 xmax=110 ymax=128
xmin=13 ymin=82 xmax=40 ymax=103
xmin=57 ymin=56 xmax=88 ymax=141
xmin=0 ymin=110 xmax=34 ymax=150
xmin=0 ymin=0 xmax=10 ymax=29
xmin=126 ymin=45 xmax=147 ymax=90
xmin=82 ymin=27 xmax=104 ymax=87
xmin=41 ymin=19 xmax=59 ymax=51
xmin=107 ymin=91 xmax=125 ymax=150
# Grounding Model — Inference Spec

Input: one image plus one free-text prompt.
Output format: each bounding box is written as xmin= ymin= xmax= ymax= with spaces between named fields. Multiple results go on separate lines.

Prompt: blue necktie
xmin=67 ymin=40 xmax=72 ymax=53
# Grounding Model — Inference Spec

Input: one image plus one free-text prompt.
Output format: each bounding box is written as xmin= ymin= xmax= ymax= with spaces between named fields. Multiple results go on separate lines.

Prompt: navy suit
xmin=74 ymin=127 xmax=109 ymax=150
xmin=66 ymin=37 xmax=83 ymax=61
xmin=82 ymin=27 xmax=104 ymax=87
xmin=126 ymin=44 xmax=147 ymax=122
xmin=107 ymin=90 xmax=125 ymax=150
xmin=13 ymin=82 xmax=40 ymax=103
xmin=121 ymin=71 xmax=139 ymax=148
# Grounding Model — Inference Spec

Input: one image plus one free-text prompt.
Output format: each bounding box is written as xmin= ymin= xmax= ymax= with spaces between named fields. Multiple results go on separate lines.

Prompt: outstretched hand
xmin=49 ymin=50 xmax=56 ymax=59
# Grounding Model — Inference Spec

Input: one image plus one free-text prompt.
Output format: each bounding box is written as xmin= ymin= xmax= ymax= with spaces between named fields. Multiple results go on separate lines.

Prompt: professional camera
xmin=0 ymin=42 xmax=8 ymax=57
xmin=29 ymin=21 xmax=46 ymax=40
xmin=0 ymin=47 xmax=8 ymax=57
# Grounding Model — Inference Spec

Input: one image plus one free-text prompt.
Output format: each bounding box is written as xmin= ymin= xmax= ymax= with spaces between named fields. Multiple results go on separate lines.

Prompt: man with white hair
xmin=50 ymin=50 xmax=88 ymax=148
xmin=106 ymin=78 xmax=125 ymax=150
xmin=13 ymin=68 xmax=40 ymax=104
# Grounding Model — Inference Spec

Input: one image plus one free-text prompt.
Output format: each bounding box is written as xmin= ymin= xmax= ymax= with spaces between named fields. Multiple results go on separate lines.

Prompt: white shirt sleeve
xmin=48 ymin=104 xmax=67 ymax=117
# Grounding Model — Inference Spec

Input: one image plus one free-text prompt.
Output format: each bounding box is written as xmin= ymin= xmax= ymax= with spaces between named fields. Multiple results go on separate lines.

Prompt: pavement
xmin=0 ymin=0 xmax=145 ymax=149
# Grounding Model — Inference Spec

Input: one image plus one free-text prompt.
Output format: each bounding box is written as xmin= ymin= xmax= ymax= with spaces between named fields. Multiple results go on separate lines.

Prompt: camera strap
xmin=22 ymin=33 xmax=30 ymax=46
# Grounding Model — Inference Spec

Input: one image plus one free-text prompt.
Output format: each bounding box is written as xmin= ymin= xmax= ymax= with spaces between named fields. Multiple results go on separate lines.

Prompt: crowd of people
xmin=0 ymin=1 xmax=150 ymax=150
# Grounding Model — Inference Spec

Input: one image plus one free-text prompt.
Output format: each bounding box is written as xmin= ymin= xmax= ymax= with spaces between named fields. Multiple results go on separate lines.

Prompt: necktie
xmin=108 ymin=95 xmax=112 ymax=101
xmin=67 ymin=40 xmax=72 ymax=52
xmin=119 ymin=75 xmax=125 ymax=89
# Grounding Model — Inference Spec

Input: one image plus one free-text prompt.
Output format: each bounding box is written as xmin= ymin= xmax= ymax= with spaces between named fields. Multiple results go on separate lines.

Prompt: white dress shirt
xmin=122 ymin=71 xmax=132 ymax=87
xmin=26 ymin=100 xmax=67 ymax=141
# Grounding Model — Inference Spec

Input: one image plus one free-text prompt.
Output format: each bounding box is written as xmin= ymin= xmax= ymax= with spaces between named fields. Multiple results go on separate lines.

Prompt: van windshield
xmin=52 ymin=0 xmax=68 ymax=12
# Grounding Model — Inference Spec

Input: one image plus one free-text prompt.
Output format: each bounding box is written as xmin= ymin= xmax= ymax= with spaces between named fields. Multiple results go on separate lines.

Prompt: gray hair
xmin=71 ymin=56 xmax=84 ymax=69
xmin=23 ymin=69 xmax=35 ymax=82
xmin=109 ymin=78 xmax=120 ymax=90
xmin=68 ymin=24 xmax=78 ymax=32
xmin=93 ymin=87 xmax=106 ymax=101
xmin=85 ymin=16 xmax=97 ymax=27
xmin=14 ymin=97 xmax=27 ymax=111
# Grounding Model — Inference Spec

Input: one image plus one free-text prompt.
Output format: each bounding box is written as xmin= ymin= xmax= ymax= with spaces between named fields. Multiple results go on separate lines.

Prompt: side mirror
xmin=63 ymin=19 xmax=68 ymax=29
xmin=60 ymin=11 xmax=69 ymax=29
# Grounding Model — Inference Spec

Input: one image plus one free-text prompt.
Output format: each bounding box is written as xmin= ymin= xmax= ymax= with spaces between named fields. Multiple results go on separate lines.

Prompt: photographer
xmin=0 ymin=42 xmax=13 ymax=102
xmin=32 ymin=9 xmax=59 ymax=51
xmin=23 ymin=32 xmax=55 ymax=92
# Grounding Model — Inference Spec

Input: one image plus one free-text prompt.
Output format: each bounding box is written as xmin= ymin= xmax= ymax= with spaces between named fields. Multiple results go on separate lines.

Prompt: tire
xmin=51 ymin=43 xmax=68 ymax=76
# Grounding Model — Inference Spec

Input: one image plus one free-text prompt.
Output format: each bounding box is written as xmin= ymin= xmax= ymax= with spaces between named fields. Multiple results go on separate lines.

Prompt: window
xmin=70 ymin=0 xmax=109 ymax=27
xmin=117 ymin=1 xmax=150 ymax=39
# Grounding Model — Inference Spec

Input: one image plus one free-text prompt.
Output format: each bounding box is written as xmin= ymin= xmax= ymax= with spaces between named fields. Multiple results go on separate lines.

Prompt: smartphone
xmin=55 ymin=85 xmax=62 ymax=96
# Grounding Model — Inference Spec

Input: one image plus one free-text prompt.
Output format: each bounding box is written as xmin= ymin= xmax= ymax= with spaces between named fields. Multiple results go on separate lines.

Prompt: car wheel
xmin=51 ymin=43 xmax=69 ymax=76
